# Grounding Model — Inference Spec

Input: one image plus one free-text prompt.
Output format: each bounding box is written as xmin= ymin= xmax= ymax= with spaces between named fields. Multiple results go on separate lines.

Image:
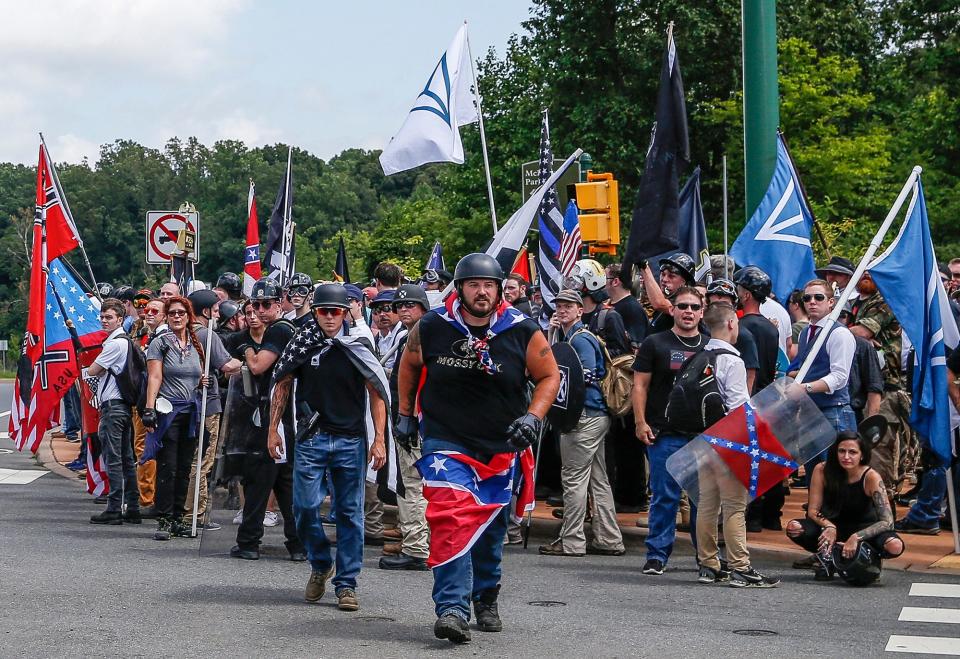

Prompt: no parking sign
xmin=145 ymin=211 xmax=200 ymax=264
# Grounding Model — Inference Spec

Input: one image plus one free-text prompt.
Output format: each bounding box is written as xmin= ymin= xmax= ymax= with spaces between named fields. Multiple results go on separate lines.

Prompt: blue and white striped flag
xmin=869 ymin=179 xmax=959 ymax=460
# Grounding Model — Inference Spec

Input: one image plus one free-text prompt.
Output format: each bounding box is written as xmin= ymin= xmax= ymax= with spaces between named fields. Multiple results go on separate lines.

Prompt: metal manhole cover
xmin=356 ymin=616 xmax=396 ymax=622
xmin=528 ymin=600 xmax=566 ymax=607
xmin=733 ymin=629 xmax=777 ymax=637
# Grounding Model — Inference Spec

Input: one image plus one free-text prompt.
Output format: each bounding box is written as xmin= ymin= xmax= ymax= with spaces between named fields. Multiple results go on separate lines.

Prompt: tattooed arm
xmin=854 ymin=470 xmax=895 ymax=540
xmin=267 ymin=374 xmax=292 ymax=460
xmin=397 ymin=320 xmax=424 ymax=417
xmin=525 ymin=329 xmax=560 ymax=420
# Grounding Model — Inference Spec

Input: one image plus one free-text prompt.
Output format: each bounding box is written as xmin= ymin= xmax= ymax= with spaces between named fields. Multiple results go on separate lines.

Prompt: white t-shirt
xmin=760 ymin=299 xmax=792 ymax=354
xmin=94 ymin=327 xmax=130 ymax=403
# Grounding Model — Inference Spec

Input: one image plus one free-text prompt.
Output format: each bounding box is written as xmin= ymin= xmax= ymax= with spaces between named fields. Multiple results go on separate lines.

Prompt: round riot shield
xmin=547 ymin=342 xmax=586 ymax=433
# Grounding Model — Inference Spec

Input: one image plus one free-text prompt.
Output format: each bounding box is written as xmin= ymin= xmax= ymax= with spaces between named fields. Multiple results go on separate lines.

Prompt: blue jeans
xmin=63 ymin=386 xmax=82 ymax=441
xmin=423 ymin=438 xmax=508 ymax=621
xmin=293 ymin=431 xmax=365 ymax=593
xmin=907 ymin=448 xmax=947 ymax=528
xmin=645 ymin=433 xmax=697 ymax=564
xmin=802 ymin=404 xmax=857 ymax=480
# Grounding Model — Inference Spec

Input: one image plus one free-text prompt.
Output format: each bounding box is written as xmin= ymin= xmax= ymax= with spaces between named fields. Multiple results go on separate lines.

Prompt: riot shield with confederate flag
xmin=666 ymin=377 xmax=836 ymax=505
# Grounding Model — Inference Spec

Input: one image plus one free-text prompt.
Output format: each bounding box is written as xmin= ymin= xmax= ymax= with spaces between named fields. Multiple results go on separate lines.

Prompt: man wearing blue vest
xmin=788 ymin=278 xmax=857 ymax=438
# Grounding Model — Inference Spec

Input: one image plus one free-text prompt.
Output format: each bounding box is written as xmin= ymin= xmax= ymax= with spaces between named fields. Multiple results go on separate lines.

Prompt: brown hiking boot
xmin=337 ymin=589 xmax=359 ymax=611
xmin=305 ymin=566 xmax=333 ymax=603
xmin=382 ymin=542 xmax=402 ymax=556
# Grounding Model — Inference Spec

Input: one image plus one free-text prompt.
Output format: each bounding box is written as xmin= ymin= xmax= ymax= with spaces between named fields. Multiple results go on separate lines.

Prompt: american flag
xmin=535 ymin=109 xmax=564 ymax=322
xmin=558 ymin=200 xmax=582 ymax=277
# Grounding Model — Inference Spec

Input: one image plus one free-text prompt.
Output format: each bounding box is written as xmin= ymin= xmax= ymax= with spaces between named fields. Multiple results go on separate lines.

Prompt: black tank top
xmin=418 ymin=310 xmax=539 ymax=455
xmin=831 ymin=468 xmax=878 ymax=531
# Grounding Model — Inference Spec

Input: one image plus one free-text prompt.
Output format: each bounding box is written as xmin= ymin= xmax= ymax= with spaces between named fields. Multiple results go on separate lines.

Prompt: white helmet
xmin=565 ymin=259 xmax=606 ymax=293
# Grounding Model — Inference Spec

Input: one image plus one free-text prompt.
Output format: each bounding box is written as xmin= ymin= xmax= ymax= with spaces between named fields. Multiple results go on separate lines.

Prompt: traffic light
xmin=574 ymin=172 xmax=619 ymax=256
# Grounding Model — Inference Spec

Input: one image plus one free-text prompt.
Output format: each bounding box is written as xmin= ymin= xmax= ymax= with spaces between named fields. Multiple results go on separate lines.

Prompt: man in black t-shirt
xmin=231 ymin=278 xmax=306 ymax=563
xmin=605 ymin=262 xmax=649 ymax=350
xmin=395 ymin=254 xmax=560 ymax=644
xmin=640 ymin=253 xmax=697 ymax=334
xmin=268 ymin=284 xmax=389 ymax=613
xmin=632 ymin=287 xmax=705 ymax=576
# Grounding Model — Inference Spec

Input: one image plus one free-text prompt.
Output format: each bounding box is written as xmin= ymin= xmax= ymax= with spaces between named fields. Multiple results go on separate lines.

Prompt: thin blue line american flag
xmin=535 ymin=110 xmax=564 ymax=321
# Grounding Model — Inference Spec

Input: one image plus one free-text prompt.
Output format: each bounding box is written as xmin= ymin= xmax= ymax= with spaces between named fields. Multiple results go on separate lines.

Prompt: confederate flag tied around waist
xmin=666 ymin=377 xmax=836 ymax=506
xmin=416 ymin=448 xmax=535 ymax=568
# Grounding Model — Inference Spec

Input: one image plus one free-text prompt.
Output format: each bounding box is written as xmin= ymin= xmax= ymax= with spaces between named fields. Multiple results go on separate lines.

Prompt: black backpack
xmin=664 ymin=349 xmax=736 ymax=436
xmin=104 ymin=335 xmax=147 ymax=409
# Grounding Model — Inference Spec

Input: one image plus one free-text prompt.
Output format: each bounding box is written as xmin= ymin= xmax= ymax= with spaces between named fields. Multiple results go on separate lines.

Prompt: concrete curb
xmin=36 ymin=431 xmax=85 ymax=487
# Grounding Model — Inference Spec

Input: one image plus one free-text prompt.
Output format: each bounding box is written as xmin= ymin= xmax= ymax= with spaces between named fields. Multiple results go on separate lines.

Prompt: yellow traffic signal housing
xmin=574 ymin=172 xmax=620 ymax=254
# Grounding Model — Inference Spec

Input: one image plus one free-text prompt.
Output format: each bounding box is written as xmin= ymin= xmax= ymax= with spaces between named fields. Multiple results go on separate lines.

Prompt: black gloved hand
xmin=395 ymin=414 xmax=418 ymax=449
xmin=141 ymin=408 xmax=158 ymax=430
xmin=506 ymin=413 xmax=541 ymax=450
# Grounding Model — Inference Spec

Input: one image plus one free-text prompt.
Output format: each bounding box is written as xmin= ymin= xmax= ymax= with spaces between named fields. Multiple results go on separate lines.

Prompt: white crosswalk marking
xmin=0 ymin=468 xmax=47 ymax=485
xmin=886 ymin=583 xmax=960 ymax=655
xmin=911 ymin=583 xmax=960 ymax=599
xmin=899 ymin=607 xmax=960 ymax=624
xmin=886 ymin=635 xmax=960 ymax=655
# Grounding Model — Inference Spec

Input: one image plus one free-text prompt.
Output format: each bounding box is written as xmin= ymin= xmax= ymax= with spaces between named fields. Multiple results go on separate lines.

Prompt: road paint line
xmin=0 ymin=411 xmax=10 ymax=418
xmin=900 ymin=607 xmax=960 ymax=625
xmin=886 ymin=635 xmax=960 ymax=655
xmin=911 ymin=584 xmax=960 ymax=599
xmin=0 ymin=468 xmax=47 ymax=485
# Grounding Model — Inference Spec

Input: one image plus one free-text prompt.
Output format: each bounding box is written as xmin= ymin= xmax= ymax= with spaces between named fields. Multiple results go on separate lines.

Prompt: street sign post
xmin=521 ymin=159 xmax=581 ymax=210
xmin=145 ymin=211 xmax=200 ymax=264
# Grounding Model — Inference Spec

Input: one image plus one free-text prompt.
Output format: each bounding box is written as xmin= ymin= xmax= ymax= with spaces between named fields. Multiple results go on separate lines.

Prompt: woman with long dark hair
xmin=142 ymin=295 xmax=222 ymax=540
xmin=786 ymin=429 xmax=904 ymax=581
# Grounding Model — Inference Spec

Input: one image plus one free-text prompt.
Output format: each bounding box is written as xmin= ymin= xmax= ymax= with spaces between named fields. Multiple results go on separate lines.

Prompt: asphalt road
xmin=1 ymin=438 xmax=958 ymax=658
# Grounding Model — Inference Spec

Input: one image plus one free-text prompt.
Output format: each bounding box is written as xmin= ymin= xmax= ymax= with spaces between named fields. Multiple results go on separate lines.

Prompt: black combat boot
xmin=473 ymin=585 xmax=502 ymax=632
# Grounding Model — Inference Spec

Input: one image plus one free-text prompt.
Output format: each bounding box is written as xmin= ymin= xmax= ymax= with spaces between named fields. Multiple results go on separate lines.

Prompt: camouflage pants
xmin=870 ymin=390 xmax=912 ymax=498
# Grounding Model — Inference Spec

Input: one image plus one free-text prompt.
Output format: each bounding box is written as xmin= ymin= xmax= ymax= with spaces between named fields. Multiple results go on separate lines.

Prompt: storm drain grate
xmin=528 ymin=600 xmax=567 ymax=607
xmin=733 ymin=629 xmax=778 ymax=637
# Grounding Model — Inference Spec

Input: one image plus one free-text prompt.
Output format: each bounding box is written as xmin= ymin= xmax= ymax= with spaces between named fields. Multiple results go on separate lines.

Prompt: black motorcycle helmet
xmin=250 ymin=277 xmax=282 ymax=300
xmin=393 ymin=283 xmax=430 ymax=312
xmin=831 ymin=541 xmax=882 ymax=587
xmin=287 ymin=272 xmax=313 ymax=291
xmin=706 ymin=278 xmax=739 ymax=304
xmin=659 ymin=253 xmax=696 ymax=285
xmin=733 ymin=266 xmax=773 ymax=303
xmin=113 ymin=284 xmax=135 ymax=303
xmin=96 ymin=282 xmax=115 ymax=299
xmin=454 ymin=253 xmax=503 ymax=286
xmin=188 ymin=289 xmax=220 ymax=318
xmin=311 ymin=283 xmax=350 ymax=310
xmin=215 ymin=272 xmax=242 ymax=300
xmin=216 ymin=299 xmax=241 ymax=330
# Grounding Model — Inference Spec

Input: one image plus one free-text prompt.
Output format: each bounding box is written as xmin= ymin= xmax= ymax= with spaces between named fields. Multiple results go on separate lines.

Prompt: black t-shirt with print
xmin=418 ymin=310 xmax=539 ymax=455
xmin=632 ymin=330 xmax=706 ymax=430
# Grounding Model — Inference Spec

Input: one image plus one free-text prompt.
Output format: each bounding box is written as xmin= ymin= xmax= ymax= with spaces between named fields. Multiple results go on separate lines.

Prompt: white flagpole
xmin=796 ymin=166 xmax=923 ymax=384
xmin=945 ymin=459 xmax=960 ymax=554
xmin=722 ymin=155 xmax=729 ymax=279
xmin=190 ymin=320 xmax=217 ymax=538
xmin=279 ymin=145 xmax=293 ymax=287
xmin=465 ymin=23 xmax=498 ymax=236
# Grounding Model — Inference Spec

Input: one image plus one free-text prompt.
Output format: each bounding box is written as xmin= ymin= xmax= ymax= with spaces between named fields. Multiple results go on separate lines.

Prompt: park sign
xmin=145 ymin=210 xmax=200 ymax=264
xmin=521 ymin=159 xmax=581 ymax=210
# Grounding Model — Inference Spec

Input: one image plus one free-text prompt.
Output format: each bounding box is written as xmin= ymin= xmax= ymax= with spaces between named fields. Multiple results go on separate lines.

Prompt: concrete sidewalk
xmin=43 ymin=430 xmax=960 ymax=574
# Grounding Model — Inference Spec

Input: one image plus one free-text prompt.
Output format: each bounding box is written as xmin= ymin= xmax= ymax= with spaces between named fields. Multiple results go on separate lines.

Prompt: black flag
xmin=265 ymin=147 xmax=295 ymax=285
xmin=648 ymin=167 xmax=709 ymax=280
xmin=334 ymin=236 xmax=350 ymax=283
xmin=625 ymin=29 xmax=690 ymax=266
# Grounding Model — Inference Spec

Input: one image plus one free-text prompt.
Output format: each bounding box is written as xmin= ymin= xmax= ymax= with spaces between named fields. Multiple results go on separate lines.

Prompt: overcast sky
xmin=0 ymin=1 xmax=532 ymax=166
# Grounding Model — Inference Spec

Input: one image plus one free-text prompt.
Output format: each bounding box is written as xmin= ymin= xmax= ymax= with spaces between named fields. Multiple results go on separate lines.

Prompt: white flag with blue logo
xmin=868 ymin=179 xmax=959 ymax=460
xmin=730 ymin=134 xmax=817 ymax=303
xmin=380 ymin=24 xmax=479 ymax=176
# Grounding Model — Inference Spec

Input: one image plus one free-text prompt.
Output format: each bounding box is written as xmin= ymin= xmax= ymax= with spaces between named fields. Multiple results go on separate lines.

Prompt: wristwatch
xmin=804 ymin=383 xmax=814 ymax=393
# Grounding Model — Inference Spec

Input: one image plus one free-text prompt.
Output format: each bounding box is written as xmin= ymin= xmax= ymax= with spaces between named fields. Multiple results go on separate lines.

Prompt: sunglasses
xmin=803 ymin=293 xmax=828 ymax=302
xmin=394 ymin=301 xmax=420 ymax=310
xmin=675 ymin=302 xmax=702 ymax=311
xmin=143 ymin=309 xmax=161 ymax=316
xmin=660 ymin=265 xmax=682 ymax=276
xmin=286 ymin=286 xmax=310 ymax=297
xmin=167 ymin=309 xmax=188 ymax=317
xmin=372 ymin=306 xmax=394 ymax=314
xmin=315 ymin=308 xmax=345 ymax=317
xmin=251 ymin=301 xmax=276 ymax=310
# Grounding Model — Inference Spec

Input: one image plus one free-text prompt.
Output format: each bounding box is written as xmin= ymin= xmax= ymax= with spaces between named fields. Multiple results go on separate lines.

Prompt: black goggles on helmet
xmin=286 ymin=285 xmax=311 ymax=297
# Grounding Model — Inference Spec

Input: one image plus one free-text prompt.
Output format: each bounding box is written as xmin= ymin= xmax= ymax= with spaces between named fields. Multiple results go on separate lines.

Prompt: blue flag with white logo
xmin=730 ymin=135 xmax=816 ymax=303
xmin=868 ymin=180 xmax=959 ymax=461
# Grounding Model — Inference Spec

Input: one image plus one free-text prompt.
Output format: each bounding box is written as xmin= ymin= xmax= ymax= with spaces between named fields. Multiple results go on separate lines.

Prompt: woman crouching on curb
xmin=786 ymin=420 xmax=904 ymax=585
